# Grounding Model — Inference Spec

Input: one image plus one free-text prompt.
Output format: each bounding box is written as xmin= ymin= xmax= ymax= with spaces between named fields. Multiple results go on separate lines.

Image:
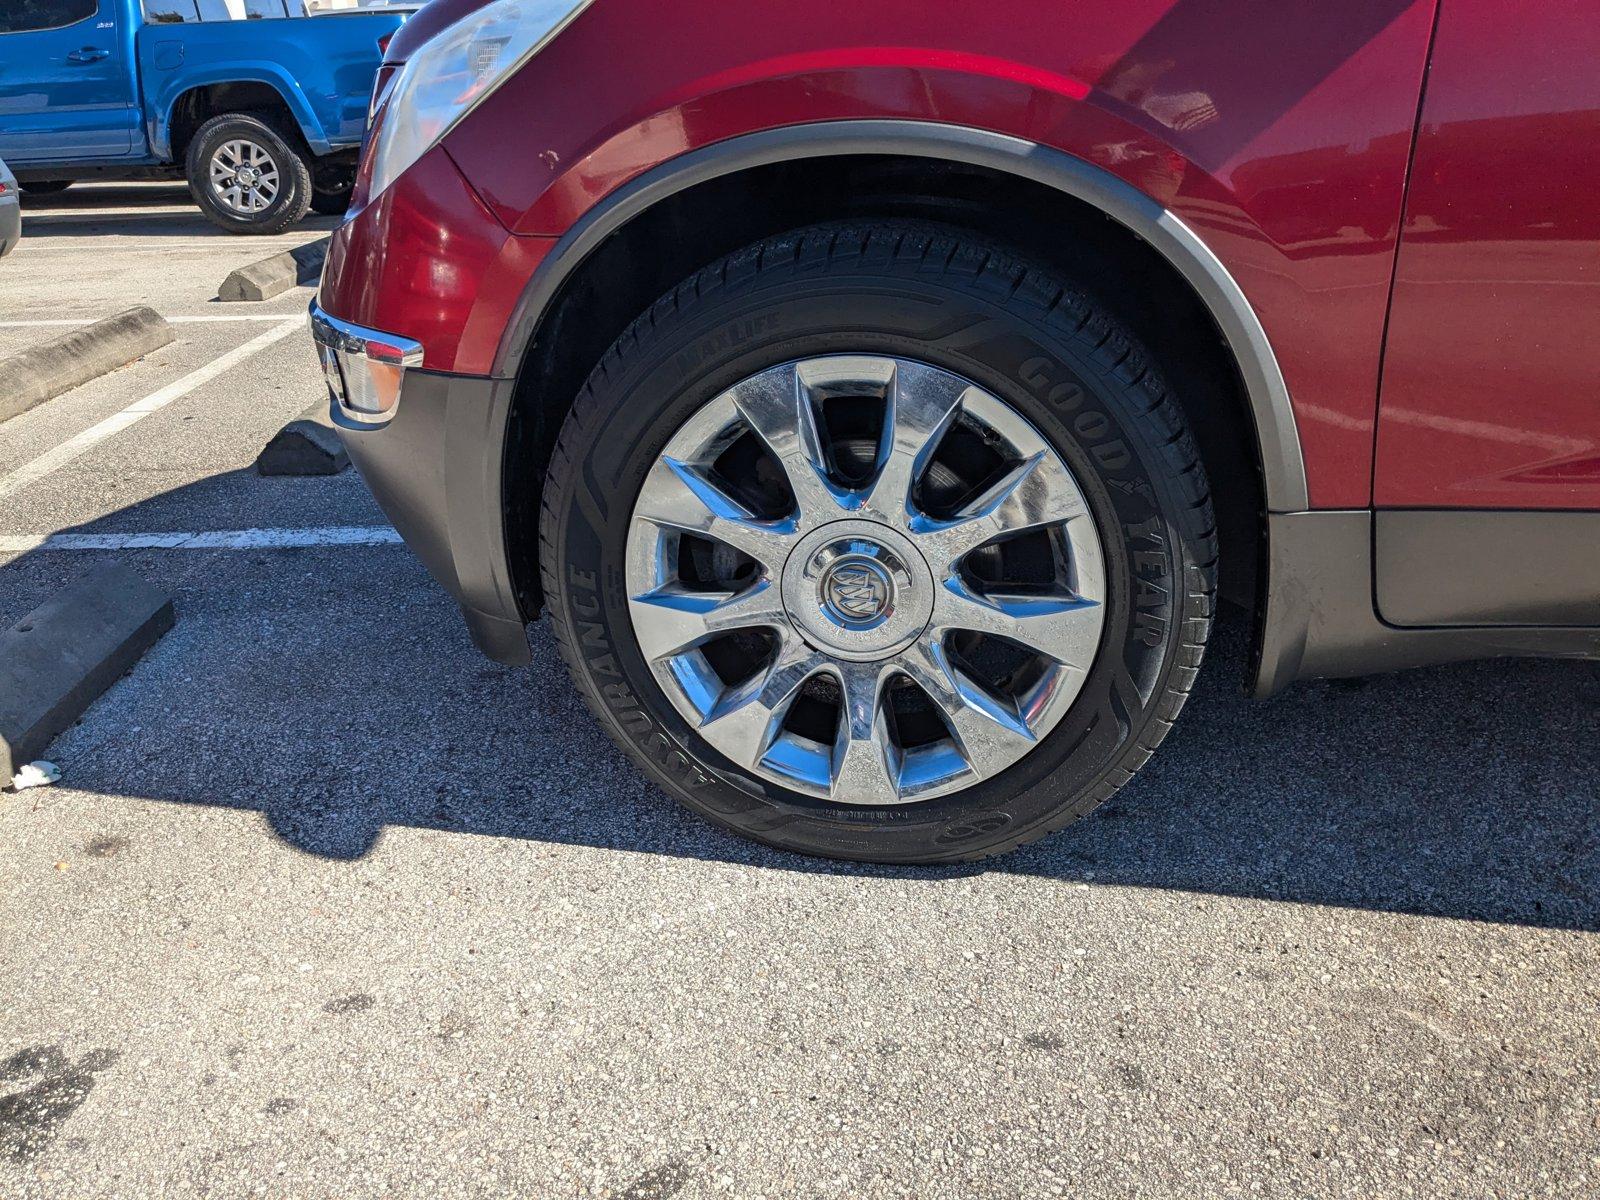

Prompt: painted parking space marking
xmin=0 ymin=320 xmax=302 ymax=502
xmin=19 ymin=241 xmax=322 ymax=254
xmin=0 ymin=315 xmax=302 ymax=328
xmin=0 ymin=526 xmax=402 ymax=554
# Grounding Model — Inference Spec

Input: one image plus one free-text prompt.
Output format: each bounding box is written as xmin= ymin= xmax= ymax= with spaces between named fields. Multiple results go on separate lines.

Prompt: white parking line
xmin=0 ymin=526 xmax=402 ymax=553
xmin=0 ymin=320 xmax=302 ymax=502
xmin=0 ymin=315 xmax=304 ymax=327
xmin=20 ymin=241 xmax=320 ymax=253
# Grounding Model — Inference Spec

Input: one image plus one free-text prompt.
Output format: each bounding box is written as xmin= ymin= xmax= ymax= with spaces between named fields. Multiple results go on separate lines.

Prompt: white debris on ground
xmin=9 ymin=760 xmax=60 ymax=790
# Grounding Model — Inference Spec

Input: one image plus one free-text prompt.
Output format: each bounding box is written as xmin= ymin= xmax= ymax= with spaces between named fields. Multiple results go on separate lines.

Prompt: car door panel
xmin=1374 ymin=0 xmax=1600 ymax=510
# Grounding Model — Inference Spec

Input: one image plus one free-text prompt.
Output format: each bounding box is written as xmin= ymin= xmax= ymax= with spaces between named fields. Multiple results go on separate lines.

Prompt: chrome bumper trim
xmin=308 ymin=300 xmax=424 ymax=426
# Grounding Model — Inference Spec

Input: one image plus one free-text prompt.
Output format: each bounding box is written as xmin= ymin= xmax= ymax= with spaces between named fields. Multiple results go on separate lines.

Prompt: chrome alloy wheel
xmin=624 ymin=356 xmax=1107 ymax=806
xmin=208 ymin=139 xmax=281 ymax=214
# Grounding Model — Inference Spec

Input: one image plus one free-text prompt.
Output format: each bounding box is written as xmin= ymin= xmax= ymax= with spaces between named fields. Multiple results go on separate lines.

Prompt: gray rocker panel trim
xmin=1376 ymin=509 xmax=1600 ymax=627
xmin=1252 ymin=510 xmax=1600 ymax=697
xmin=493 ymin=119 xmax=1311 ymax=514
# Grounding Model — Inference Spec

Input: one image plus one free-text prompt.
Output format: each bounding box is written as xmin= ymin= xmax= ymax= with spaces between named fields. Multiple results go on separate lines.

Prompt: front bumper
xmin=310 ymin=300 xmax=530 ymax=665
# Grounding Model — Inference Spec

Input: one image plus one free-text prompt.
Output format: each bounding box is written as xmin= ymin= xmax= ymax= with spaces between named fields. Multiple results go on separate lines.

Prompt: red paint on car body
xmin=1374 ymin=0 xmax=1600 ymax=510
xmin=323 ymin=0 xmax=1600 ymax=512
xmin=322 ymin=142 xmax=552 ymax=374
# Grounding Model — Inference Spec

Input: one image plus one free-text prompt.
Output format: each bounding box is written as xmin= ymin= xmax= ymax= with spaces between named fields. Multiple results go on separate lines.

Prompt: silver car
xmin=0 ymin=157 xmax=19 ymax=258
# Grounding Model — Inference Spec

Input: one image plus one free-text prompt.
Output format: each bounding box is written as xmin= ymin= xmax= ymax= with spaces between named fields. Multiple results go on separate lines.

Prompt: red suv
xmin=312 ymin=0 xmax=1600 ymax=862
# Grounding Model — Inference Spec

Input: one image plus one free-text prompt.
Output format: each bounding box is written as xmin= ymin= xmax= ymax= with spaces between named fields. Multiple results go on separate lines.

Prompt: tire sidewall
xmin=547 ymin=249 xmax=1195 ymax=862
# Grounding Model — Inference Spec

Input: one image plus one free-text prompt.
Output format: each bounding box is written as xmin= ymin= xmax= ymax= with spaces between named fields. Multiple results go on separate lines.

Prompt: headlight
xmin=366 ymin=0 xmax=593 ymax=203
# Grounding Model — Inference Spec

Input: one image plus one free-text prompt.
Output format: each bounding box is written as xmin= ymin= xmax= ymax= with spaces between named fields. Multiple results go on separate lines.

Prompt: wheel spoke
xmin=698 ymin=640 xmax=828 ymax=769
xmin=899 ymin=640 xmax=1039 ymax=777
xmin=861 ymin=360 xmax=969 ymax=524
xmin=727 ymin=365 xmax=852 ymax=522
xmin=935 ymin=577 xmax=1102 ymax=668
xmin=829 ymin=660 xmax=899 ymax=803
xmin=636 ymin=456 xmax=797 ymax=572
xmin=911 ymin=452 xmax=1092 ymax=569
xmin=629 ymin=578 xmax=788 ymax=660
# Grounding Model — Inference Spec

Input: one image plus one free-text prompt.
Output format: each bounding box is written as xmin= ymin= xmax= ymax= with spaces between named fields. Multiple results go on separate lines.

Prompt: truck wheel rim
xmin=624 ymin=355 xmax=1107 ymax=806
xmin=208 ymin=139 xmax=281 ymax=215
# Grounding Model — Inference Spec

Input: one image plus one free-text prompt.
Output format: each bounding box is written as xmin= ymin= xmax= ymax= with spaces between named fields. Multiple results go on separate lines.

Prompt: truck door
xmin=0 ymin=0 xmax=138 ymax=163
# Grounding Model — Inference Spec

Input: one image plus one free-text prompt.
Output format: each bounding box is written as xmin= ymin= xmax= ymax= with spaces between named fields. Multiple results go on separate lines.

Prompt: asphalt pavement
xmin=1 ymin=184 xmax=1596 ymax=1199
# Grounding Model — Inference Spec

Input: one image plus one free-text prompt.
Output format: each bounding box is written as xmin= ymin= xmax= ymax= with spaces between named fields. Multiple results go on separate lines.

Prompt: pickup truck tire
xmin=540 ymin=220 xmax=1218 ymax=864
xmin=186 ymin=112 xmax=313 ymax=235
xmin=18 ymin=181 xmax=72 ymax=195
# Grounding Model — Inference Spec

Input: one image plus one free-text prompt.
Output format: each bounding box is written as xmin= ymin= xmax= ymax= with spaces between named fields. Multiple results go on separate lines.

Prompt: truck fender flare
xmin=152 ymin=67 xmax=330 ymax=160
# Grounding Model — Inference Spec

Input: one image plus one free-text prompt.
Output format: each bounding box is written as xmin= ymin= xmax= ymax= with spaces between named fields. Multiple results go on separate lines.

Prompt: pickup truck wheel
xmin=18 ymin=181 xmax=72 ymax=195
xmin=539 ymin=221 xmax=1218 ymax=863
xmin=186 ymin=112 xmax=312 ymax=235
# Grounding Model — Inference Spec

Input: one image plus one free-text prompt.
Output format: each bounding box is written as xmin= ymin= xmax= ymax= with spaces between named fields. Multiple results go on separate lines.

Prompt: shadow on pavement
xmin=16 ymin=182 xmax=340 ymax=240
xmin=17 ymin=183 xmax=194 ymax=211
xmin=3 ymin=468 xmax=1597 ymax=935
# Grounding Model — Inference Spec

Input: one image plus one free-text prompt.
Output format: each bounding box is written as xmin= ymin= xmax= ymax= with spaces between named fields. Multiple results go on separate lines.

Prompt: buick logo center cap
xmin=822 ymin=559 xmax=893 ymax=625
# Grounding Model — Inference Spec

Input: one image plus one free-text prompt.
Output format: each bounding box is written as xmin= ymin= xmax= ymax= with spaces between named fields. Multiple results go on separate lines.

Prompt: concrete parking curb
xmin=256 ymin=399 xmax=349 ymax=475
xmin=0 ymin=565 xmax=175 ymax=785
xmin=0 ymin=307 xmax=174 ymax=424
xmin=218 ymin=237 xmax=329 ymax=302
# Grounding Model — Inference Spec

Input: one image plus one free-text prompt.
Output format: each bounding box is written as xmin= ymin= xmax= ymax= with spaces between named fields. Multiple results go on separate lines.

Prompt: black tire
xmin=19 ymin=181 xmax=72 ymax=195
xmin=185 ymin=111 xmax=312 ymax=235
xmin=540 ymin=221 xmax=1217 ymax=864
xmin=310 ymin=186 xmax=352 ymax=217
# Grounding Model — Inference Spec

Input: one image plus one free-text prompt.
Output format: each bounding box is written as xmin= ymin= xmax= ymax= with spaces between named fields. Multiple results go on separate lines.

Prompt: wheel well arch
xmin=501 ymin=122 xmax=1302 ymax=626
xmin=165 ymin=81 xmax=305 ymax=164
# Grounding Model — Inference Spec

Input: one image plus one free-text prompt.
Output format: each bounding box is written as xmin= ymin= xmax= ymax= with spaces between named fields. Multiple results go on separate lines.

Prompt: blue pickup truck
xmin=0 ymin=1 xmax=413 ymax=233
